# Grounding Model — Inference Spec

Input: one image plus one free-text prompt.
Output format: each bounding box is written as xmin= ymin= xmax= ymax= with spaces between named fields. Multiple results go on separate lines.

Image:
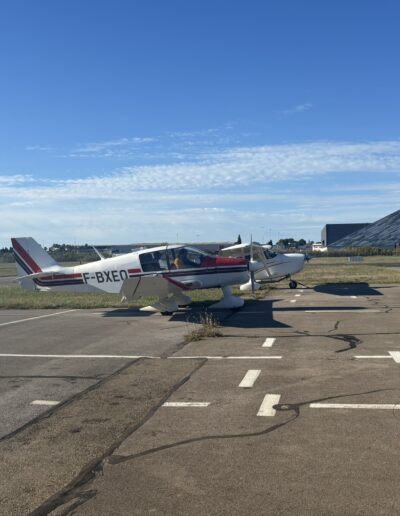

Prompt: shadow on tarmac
xmin=219 ymin=299 xmax=289 ymax=329
xmin=314 ymin=282 xmax=382 ymax=296
xmin=101 ymin=309 xmax=154 ymax=318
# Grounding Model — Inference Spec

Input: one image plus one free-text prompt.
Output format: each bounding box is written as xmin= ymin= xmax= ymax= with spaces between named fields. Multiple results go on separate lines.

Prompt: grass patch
xmin=290 ymin=257 xmax=400 ymax=287
xmin=184 ymin=312 xmax=223 ymax=343
xmin=0 ymin=286 xmax=158 ymax=310
xmin=0 ymin=264 xmax=17 ymax=277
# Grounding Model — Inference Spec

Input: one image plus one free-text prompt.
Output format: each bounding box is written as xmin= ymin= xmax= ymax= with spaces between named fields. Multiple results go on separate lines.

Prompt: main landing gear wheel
xmin=289 ymin=280 xmax=298 ymax=289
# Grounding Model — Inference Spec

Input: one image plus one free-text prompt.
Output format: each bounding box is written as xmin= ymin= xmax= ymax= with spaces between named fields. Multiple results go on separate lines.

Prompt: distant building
xmin=321 ymin=223 xmax=370 ymax=247
xmin=312 ymin=242 xmax=328 ymax=252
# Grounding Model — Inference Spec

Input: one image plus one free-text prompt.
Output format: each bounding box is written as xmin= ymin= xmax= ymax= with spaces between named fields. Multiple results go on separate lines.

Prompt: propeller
xmin=249 ymin=234 xmax=256 ymax=295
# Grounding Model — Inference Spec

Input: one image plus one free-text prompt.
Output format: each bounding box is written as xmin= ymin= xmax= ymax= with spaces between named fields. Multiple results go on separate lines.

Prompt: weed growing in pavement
xmin=184 ymin=312 xmax=223 ymax=343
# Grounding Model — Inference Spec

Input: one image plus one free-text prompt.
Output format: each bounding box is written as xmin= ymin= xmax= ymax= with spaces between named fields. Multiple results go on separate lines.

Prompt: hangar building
xmin=321 ymin=223 xmax=370 ymax=247
xmin=330 ymin=209 xmax=400 ymax=248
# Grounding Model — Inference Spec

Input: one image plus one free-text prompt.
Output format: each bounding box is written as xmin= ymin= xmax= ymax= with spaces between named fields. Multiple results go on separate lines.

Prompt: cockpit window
xmin=139 ymin=247 xmax=211 ymax=272
xmin=168 ymin=247 xmax=207 ymax=269
xmin=264 ymin=250 xmax=277 ymax=260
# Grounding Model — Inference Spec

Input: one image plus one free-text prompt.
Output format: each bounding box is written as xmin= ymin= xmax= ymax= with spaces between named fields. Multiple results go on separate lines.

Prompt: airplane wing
xmin=120 ymin=274 xmax=202 ymax=301
xmin=219 ymin=243 xmax=265 ymax=262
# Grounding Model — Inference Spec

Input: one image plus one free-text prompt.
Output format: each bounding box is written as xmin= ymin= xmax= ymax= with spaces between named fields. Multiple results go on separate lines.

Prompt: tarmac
xmin=1 ymin=283 xmax=400 ymax=515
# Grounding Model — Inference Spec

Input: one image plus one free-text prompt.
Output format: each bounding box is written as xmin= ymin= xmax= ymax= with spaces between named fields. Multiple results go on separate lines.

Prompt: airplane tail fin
xmin=11 ymin=237 xmax=59 ymax=278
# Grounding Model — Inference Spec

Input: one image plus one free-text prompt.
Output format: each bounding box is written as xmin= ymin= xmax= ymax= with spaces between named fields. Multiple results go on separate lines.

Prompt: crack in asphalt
xmin=108 ymin=388 xmax=392 ymax=467
xmin=29 ymin=358 xmax=207 ymax=516
xmin=331 ymin=334 xmax=362 ymax=353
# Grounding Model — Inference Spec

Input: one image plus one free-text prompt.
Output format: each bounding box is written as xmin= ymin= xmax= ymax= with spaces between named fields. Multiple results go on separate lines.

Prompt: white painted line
xmin=290 ymin=299 xmax=296 ymax=303
xmin=0 ymin=354 xmax=157 ymax=359
xmin=389 ymin=351 xmax=400 ymax=363
xmin=304 ymin=309 xmax=380 ymax=313
xmin=169 ymin=356 xmax=282 ymax=360
xmin=350 ymin=296 xmax=358 ymax=299
xmin=355 ymin=355 xmax=391 ymax=359
xmin=262 ymin=337 xmax=276 ymax=348
xmin=257 ymin=394 xmax=281 ymax=416
xmin=310 ymin=403 xmax=400 ymax=410
xmin=300 ymin=290 xmax=304 ymax=293
xmin=0 ymin=354 xmax=282 ymax=361
xmin=294 ymin=294 xmax=301 ymax=297
xmin=31 ymin=400 xmax=59 ymax=406
xmin=354 ymin=352 xmax=400 ymax=363
xmin=239 ymin=369 xmax=261 ymax=388
xmin=0 ymin=310 xmax=77 ymax=328
xmin=163 ymin=402 xmax=210 ymax=407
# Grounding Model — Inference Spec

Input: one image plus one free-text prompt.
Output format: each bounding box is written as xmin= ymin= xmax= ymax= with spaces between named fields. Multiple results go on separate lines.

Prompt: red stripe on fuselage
xmin=128 ymin=268 xmax=142 ymax=273
xmin=40 ymin=273 xmax=82 ymax=281
xmin=12 ymin=238 xmax=42 ymax=273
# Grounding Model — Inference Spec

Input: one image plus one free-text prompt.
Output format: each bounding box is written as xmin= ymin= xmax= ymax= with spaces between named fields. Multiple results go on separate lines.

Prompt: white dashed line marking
xmin=290 ymin=300 xmax=296 ymax=303
xmin=295 ymin=294 xmax=300 ymax=297
xmin=310 ymin=403 xmax=400 ymax=410
xmin=257 ymin=394 xmax=281 ymax=416
xmin=262 ymin=337 xmax=276 ymax=348
xmin=239 ymin=370 xmax=261 ymax=388
xmin=163 ymin=402 xmax=210 ymax=407
xmin=355 ymin=351 xmax=400 ymax=363
xmin=0 ymin=310 xmax=77 ymax=328
xmin=31 ymin=400 xmax=59 ymax=406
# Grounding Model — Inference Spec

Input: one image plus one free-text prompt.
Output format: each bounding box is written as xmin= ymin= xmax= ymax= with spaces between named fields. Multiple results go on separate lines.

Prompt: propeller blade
xmin=250 ymin=270 xmax=255 ymax=295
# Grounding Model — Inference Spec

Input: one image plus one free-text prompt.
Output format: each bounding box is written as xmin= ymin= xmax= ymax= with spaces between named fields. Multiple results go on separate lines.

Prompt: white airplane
xmin=220 ymin=241 xmax=306 ymax=290
xmin=11 ymin=237 xmax=251 ymax=314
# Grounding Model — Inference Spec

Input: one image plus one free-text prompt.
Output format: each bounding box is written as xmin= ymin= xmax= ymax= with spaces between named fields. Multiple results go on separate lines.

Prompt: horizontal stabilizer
xmin=16 ymin=267 xmax=65 ymax=282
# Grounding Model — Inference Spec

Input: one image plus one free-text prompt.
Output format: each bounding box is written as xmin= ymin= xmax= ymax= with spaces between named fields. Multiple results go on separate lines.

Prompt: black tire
xmin=289 ymin=280 xmax=297 ymax=289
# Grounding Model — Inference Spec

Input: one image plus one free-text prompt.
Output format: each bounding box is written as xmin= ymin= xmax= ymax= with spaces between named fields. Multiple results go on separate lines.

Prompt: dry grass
xmin=184 ymin=312 xmax=223 ymax=343
xmin=288 ymin=256 xmax=400 ymax=287
xmin=0 ymin=263 xmax=17 ymax=277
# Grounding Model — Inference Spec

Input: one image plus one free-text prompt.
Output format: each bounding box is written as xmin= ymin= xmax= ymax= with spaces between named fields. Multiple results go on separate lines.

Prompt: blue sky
xmin=1 ymin=0 xmax=400 ymax=247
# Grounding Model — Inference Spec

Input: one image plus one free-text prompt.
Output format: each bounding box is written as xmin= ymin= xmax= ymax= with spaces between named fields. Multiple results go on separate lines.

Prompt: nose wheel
xmin=289 ymin=280 xmax=298 ymax=289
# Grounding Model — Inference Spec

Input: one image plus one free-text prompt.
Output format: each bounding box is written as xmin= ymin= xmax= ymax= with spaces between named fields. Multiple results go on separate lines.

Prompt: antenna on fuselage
xmin=92 ymin=246 xmax=106 ymax=260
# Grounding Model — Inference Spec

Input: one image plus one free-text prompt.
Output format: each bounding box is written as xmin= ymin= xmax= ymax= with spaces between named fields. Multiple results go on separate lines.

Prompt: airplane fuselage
xmin=30 ymin=245 xmax=249 ymax=294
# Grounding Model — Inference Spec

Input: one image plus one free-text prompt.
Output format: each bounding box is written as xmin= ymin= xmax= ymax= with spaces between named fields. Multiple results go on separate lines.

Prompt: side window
xmin=139 ymin=251 xmax=168 ymax=272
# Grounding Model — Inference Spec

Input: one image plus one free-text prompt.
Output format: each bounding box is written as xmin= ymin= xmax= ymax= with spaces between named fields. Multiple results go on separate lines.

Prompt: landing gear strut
xmin=289 ymin=280 xmax=298 ymax=289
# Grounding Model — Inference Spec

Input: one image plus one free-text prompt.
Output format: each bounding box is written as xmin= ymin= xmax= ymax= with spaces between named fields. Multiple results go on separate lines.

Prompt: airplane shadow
xmin=167 ymin=298 xmax=289 ymax=329
xmin=101 ymin=308 xmax=154 ymax=318
xmin=220 ymin=299 xmax=289 ymax=329
xmin=313 ymin=282 xmax=382 ymax=296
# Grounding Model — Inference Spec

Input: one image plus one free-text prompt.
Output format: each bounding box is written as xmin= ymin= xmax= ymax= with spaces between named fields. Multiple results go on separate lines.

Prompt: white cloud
xmin=25 ymin=145 xmax=52 ymax=152
xmin=281 ymin=102 xmax=313 ymax=116
xmin=2 ymin=139 xmax=400 ymax=246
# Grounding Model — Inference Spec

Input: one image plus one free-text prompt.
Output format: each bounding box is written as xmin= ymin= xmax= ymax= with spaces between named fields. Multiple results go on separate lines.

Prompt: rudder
xmin=11 ymin=237 xmax=58 ymax=276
